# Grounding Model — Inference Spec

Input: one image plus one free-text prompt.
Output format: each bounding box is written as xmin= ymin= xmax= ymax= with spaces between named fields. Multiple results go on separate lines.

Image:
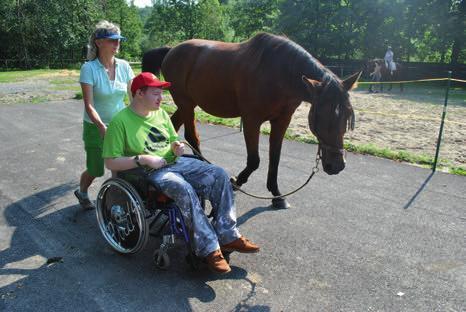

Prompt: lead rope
xmin=181 ymin=140 xmax=321 ymax=200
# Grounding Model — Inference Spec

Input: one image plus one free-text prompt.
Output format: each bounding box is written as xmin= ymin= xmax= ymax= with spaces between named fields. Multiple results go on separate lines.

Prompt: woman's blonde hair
xmin=86 ymin=20 xmax=121 ymax=60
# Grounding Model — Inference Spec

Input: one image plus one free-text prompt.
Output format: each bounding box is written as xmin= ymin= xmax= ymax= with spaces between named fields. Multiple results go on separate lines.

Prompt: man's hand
xmin=141 ymin=155 xmax=167 ymax=169
xmin=172 ymin=141 xmax=185 ymax=156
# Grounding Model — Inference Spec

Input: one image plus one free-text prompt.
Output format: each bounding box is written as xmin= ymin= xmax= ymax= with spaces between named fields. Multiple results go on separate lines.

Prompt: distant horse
xmin=367 ymin=58 xmax=403 ymax=92
xmin=142 ymin=33 xmax=361 ymax=209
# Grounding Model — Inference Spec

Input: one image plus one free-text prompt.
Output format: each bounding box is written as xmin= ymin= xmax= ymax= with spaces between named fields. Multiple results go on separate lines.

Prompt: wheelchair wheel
xmin=96 ymin=178 xmax=149 ymax=254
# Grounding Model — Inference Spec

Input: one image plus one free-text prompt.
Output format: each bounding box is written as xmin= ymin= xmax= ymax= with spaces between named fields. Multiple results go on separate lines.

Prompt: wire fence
xmin=333 ymin=73 xmax=465 ymax=172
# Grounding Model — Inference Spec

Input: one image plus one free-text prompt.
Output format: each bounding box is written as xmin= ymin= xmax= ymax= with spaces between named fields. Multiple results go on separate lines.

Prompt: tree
xmin=0 ymin=0 xmax=101 ymax=68
xmin=227 ymin=0 xmax=279 ymax=42
xmin=97 ymin=0 xmax=143 ymax=60
xmin=143 ymin=0 xmax=230 ymax=51
xmin=450 ymin=0 xmax=466 ymax=64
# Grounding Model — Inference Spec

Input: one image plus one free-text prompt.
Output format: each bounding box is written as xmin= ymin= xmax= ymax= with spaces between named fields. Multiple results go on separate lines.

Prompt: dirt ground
xmin=289 ymin=86 xmax=466 ymax=169
xmin=1 ymin=72 xmax=465 ymax=169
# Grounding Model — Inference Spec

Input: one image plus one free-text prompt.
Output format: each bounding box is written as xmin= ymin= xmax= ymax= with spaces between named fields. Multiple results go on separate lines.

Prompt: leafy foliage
xmin=0 ymin=0 xmax=465 ymax=68
xmin=143 ymin=0 xmax=230 ymax=50
xmin=0 ymin=0 xmax=142 ymax=68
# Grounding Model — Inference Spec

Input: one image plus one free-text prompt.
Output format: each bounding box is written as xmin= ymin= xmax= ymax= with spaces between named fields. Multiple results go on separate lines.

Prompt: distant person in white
xmin=384 ymin=46 xmax=396 ymax=75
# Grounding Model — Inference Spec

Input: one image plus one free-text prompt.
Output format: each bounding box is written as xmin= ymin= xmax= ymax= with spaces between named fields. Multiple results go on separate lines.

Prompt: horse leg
xmin=235 ymin=120 xmax=261 ymax=187
xmin=170 ymin=93 xmax=201 ymax=153
xmin=267 ymin=114 xmax=293 ymax=209
xmin=170 ymin=109 xmax=183 ymax=131
xmin=183 ymin=108 xmax=201 ymax=154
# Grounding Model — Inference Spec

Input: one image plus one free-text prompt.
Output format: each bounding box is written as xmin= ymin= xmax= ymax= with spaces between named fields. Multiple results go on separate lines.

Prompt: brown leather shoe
xmin=205 ymin=250 xmax=231 ymax=274
xmin=221 ymin=236 xmax=260 ymax=253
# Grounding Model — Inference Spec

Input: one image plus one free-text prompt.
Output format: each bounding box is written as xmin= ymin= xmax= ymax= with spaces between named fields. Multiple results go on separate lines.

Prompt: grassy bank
xmin=0 ymin=69 xmax=79 ymax=83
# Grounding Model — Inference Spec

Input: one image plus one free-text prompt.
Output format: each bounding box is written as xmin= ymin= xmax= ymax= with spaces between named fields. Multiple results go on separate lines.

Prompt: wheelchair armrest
xmin=180 ymin=154 xmax=204 ymax=161
xmin=116 ymin=167 xmax=151 ymax=196
xmin=116 ymin=167 xmax=149 ymax=180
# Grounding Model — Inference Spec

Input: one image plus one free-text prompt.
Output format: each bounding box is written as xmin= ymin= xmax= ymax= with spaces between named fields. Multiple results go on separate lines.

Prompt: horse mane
xmin=243 ymin=33 xmax=341 ymax=88
xmin=243 ymin=33 xmax=355 ymax=132
xmin=243 ymin=34 xmax=347 ymax=104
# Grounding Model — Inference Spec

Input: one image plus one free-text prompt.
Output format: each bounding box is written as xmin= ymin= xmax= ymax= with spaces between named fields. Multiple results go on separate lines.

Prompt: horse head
xmin=302 ymin=71 xmax=361 ymax=175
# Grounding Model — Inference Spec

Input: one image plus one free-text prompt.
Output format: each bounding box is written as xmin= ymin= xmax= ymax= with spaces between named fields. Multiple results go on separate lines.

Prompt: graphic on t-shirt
xmin=144 ymin=127 xmax=169 ymax=152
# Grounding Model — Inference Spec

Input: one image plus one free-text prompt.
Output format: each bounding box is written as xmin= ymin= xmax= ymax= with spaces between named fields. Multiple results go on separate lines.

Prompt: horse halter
xmin=308 ymin=75 xmax=355 ymax=158
xmin=309 ymin=98 xmax=345 ymax=157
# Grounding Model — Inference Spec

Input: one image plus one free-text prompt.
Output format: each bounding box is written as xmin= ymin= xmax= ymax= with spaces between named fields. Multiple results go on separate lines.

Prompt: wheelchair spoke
xmin=107 ymin=221 xmax=117 ymax=241
xmin=126 ymin=202 xmax=136 ymax=233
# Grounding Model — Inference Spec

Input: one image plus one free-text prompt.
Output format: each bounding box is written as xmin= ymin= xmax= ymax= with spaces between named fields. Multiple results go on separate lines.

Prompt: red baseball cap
xmin=131 ymin=72 xmax=171 ymax=94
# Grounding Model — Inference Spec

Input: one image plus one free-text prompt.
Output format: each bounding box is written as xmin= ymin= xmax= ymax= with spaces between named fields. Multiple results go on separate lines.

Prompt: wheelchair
xmin=95 ymin=155 xmax=207 ymax=270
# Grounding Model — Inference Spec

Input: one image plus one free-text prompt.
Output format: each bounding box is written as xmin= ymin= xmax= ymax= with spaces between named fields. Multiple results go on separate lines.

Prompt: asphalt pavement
xmin=0 ymin=99 xmax=465 ymax=311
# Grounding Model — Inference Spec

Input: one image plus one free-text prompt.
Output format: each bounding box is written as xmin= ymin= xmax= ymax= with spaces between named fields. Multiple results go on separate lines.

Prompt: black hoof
xmin=230 ymin=176 xmax=240 ymax=191
xmin=272 ymin=198 xmax=290 ymax=209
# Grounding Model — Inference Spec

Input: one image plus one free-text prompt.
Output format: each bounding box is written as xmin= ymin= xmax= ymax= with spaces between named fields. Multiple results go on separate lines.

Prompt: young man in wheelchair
xmin=102 ymin=72 xmax=259 ymax=274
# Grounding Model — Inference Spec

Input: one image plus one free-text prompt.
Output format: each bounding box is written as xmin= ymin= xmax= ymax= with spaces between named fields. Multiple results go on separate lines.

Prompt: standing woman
xmin=75 ymin=20 xmax=135 ymax=209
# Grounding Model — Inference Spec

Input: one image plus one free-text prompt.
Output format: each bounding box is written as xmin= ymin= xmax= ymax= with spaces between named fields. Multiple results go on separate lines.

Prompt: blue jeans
xmin=148 ymin=157 xmax=241 ymax=257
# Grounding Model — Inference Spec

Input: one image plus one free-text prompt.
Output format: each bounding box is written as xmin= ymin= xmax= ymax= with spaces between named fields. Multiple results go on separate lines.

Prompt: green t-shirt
xmin=102 ymin=107 xmax=179 ymax=163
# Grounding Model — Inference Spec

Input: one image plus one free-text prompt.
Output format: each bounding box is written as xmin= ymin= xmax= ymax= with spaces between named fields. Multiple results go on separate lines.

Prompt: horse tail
xmin=141 ymin=47 xmax=171 ymax=76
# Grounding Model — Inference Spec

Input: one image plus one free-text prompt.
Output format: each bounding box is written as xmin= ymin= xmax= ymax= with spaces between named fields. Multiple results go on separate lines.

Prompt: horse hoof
xmin=272 ymin=198 xmax=290 ymax=209
xmin=230 ymin=176 xmax=240 ymax=191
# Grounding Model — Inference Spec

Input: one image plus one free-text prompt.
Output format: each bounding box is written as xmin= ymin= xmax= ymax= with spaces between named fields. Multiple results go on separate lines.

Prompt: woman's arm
xmin=81 ymin=83 xmax=107 ymax=137
xmin=127 ymin=79 xmax=133 ymax=103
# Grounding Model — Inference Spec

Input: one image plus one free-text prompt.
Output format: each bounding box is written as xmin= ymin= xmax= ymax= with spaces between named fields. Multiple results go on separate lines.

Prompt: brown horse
xmin=142 ymin=33 xmax=361 ymax=209
xmin=367 ymin=58 xmax=404 ymax=92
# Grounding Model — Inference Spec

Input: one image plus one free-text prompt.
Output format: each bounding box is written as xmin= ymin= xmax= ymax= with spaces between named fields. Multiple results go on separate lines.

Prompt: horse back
xmin=161 ymin=35 xmax=310 ymax=119
xmin=162 ymin=39 xmax=247 ymax=117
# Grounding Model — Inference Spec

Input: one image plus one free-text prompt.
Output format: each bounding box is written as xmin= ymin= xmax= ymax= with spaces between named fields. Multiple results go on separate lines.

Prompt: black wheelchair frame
xmin=95 ymin=155 xmax=206 ymax=270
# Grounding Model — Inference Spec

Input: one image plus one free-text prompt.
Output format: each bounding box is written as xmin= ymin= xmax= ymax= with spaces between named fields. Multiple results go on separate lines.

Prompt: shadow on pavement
xmin=403 ymin=171 xmax=434 ymax=209
xmin=1 ymin=184 xmax=270 ymax=311
xmin=237 ymin=205 xmax=277 ymax=227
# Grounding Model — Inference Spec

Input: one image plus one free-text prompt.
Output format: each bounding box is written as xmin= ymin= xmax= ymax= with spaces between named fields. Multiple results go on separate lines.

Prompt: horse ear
xmin=342 ymin=71 xmax=362 ymax=91
xmin=302 ymin=75 xmax=322 ymax=93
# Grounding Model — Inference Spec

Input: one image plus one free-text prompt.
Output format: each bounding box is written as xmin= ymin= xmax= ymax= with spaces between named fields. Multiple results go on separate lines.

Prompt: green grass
xmin=449 ymin=167 xmax=466 ymax=175
xmin=131 ymin=63 xmax=142 ymax=74
xmin=0 ymin=69 xmax=78 ymax=83
xmin=30 ymin=96 xmax=48 ymax=104
xmin=344 ymin=142 xmax=433 ymax=165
